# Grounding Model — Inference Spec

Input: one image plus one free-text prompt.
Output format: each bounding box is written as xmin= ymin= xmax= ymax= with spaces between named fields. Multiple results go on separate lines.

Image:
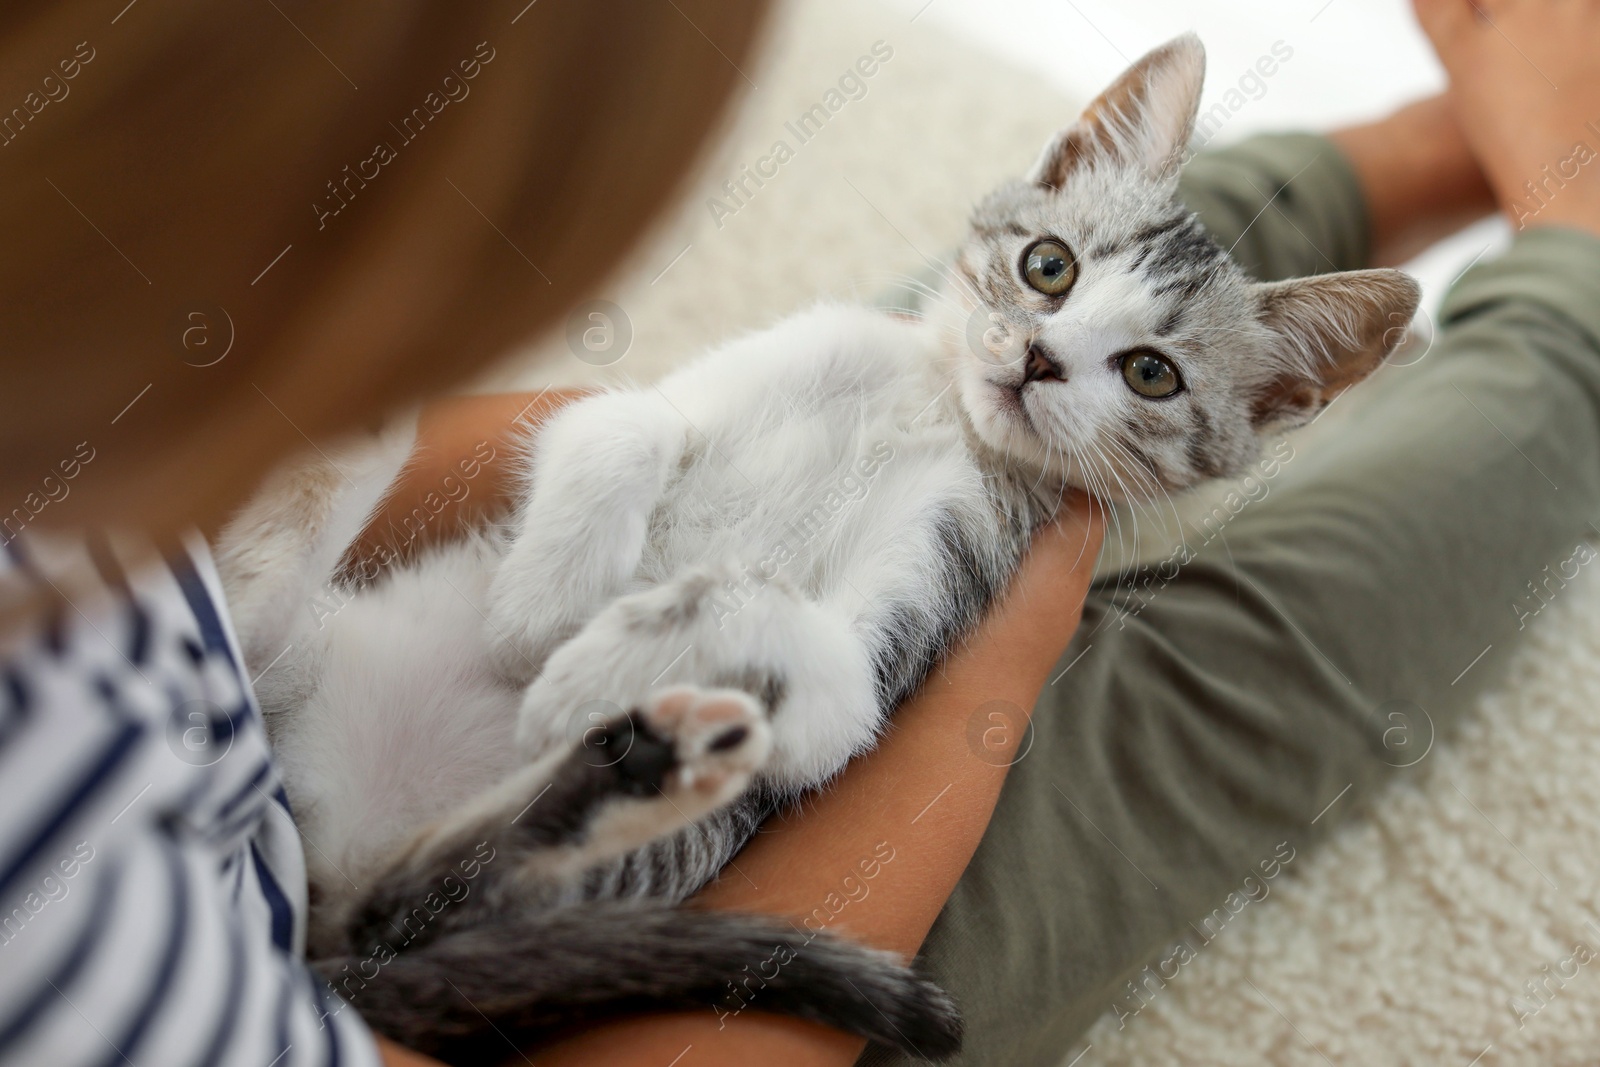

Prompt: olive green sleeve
xmin=1179 ymin=131 xmax=1370 ymax=278
xmin=1443 ymin=225 xmax=1600 ymax=347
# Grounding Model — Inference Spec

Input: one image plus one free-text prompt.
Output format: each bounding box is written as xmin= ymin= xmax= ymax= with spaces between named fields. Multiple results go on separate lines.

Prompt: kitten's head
xmin=937 ymin=33 xmax=1420 ymax=501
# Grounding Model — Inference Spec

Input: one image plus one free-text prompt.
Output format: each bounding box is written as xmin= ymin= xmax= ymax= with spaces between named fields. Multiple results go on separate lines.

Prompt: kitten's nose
xmin=1023 ymin=343 xmax=1065 ymax=384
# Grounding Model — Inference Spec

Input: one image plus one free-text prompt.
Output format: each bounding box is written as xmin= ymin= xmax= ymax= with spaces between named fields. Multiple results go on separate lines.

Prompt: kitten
xmin=218 ymin=34 xmax=1418 ymax=1063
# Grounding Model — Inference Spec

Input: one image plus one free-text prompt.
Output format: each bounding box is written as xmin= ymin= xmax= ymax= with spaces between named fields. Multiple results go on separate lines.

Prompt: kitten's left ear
xmin=1029 ymin=33 xmax=1206 ymax=189
xmin=1251 ymin=269 xmax=1423 ymax=431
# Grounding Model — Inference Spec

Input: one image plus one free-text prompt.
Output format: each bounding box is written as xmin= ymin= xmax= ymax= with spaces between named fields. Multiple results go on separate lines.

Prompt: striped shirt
xmin=0 ymin=533 xmax=380 ymax=1067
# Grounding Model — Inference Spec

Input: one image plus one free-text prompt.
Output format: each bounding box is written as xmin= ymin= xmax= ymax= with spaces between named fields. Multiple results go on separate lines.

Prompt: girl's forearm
xmin=348 ymin=390 xmax=579 ymax=573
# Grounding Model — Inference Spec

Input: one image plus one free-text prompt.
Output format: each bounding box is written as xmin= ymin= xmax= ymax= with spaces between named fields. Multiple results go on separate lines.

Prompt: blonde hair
xmin=0 ymin=0 xmax=769 ymax=543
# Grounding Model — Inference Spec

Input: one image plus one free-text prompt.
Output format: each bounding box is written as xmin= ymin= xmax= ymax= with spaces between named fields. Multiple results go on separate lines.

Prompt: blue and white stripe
xmin=0 ymin=533 xmax=380 ymax=1067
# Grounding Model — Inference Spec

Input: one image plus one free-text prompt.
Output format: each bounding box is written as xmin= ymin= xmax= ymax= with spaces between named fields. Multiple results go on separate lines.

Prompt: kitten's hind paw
xmin=360 ymin=687 xmax=773 ymax=924
xmin=608 ymin=686 xmax=771 ymax=812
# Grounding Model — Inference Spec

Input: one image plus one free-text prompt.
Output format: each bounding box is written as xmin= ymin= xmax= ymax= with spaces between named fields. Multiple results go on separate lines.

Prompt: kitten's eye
xmin=1120 ymin=349 xmax=1183 ymax=399
xmin=1022 ymin=239 xmax=1077 ymax=297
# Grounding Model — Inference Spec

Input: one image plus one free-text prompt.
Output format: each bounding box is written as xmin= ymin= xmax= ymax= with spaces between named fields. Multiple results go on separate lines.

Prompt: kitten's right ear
xmin=1029 ymin=33 xmax=1206 ymax=190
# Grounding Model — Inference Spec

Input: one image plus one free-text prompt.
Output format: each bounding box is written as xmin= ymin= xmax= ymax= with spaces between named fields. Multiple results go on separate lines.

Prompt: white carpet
xmin=487 ymin=2 xmax=1600 ymax=1062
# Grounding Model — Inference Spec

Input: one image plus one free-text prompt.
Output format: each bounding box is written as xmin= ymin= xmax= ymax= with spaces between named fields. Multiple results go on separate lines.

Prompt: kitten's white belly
xmin=640 ymin=420 xmax=910 ymax=589
xmin=278 ymin=539 xmax=519 ymax=896
xmin=638 ymin=307 xmax=973 ymax=599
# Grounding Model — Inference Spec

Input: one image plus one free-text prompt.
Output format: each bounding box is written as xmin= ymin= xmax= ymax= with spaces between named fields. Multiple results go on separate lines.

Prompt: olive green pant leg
xmin=862 ymin=134 xmax=1600 ymax=1066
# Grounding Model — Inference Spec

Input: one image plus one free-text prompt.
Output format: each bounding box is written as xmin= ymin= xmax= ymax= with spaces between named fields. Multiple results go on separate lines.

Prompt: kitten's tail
xmin=315 ymin=903 xmax=962 ymax=1064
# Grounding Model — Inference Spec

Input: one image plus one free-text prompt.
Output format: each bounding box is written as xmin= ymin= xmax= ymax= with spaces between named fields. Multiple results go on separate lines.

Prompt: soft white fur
xmin=490 ymin=304 xmax=984 ymax=786
xmin=223 ymin=304 xmax=1011 ymax=932
xmin=274 ymin=538 xmax=524 ymax=892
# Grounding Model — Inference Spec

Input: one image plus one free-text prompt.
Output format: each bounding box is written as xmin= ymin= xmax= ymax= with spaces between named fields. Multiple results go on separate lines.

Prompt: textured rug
xmin=488 ymin=2 xmax=1600 ymax=1063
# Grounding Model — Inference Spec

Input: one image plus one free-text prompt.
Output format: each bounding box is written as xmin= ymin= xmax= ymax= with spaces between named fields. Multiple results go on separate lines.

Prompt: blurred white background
xmin=886 ymin=0 xmax=1509 ymax=304
xmin=893 ymin=0 xmax=1443 ymax=122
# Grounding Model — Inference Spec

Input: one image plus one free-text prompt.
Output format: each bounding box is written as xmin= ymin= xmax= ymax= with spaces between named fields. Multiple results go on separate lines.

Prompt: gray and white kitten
xmin=217 ymin=35 xmax=1418 ymax=1064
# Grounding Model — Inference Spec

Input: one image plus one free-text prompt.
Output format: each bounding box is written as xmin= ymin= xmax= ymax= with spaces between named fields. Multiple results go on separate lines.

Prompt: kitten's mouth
xmin=993 ymin=379 xmax=1036 ymax=431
